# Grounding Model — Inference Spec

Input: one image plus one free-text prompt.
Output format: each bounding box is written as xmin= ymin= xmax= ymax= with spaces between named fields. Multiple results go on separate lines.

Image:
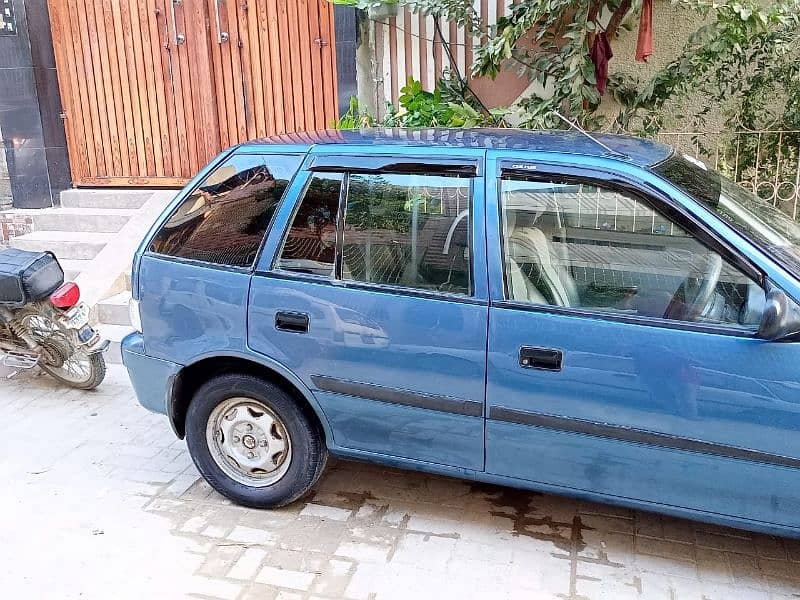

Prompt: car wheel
xmin=185 ymin=374 xmax=327 ymax=508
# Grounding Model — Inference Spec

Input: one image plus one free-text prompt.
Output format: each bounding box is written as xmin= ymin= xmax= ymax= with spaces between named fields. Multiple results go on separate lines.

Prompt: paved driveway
xmin=1 ymin=365 xmax=799 ymax=599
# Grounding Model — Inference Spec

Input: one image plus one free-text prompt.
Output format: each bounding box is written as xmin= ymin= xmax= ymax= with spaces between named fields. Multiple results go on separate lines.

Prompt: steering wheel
xmin=684 ymin=252 xmax=723 ymax=320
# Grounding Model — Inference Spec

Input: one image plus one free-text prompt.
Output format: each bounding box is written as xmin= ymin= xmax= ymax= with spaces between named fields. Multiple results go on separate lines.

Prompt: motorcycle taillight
xmin=50 ymin=282 xmax=81 ymax=309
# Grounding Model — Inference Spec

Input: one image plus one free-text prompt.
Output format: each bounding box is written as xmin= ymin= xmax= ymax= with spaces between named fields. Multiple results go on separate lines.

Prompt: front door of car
xmin=249 ymin=150 xmax=488 ymax=470
xmin=484 ymin=152 xmax=800 ymax=529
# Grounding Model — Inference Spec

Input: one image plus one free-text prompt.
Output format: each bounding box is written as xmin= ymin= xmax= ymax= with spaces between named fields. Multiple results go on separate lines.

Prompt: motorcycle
xmin=0 ymin=248 xmax=109 ymax=390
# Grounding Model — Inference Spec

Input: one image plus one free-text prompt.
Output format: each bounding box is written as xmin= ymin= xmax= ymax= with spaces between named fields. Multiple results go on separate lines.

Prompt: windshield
xmin=653 ymin=153 xmax=800 ymax=275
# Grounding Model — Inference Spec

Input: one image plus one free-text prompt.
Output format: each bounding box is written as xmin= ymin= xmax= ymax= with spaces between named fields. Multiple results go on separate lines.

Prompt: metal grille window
xmin=0 ymin=0 xmax=16 ymax=36
xmin=501 ymin=178 xmax=764 ymax=328
xmin=150 ymin=154 xmax=302 ymax=267
xmin=342 ymin=173 xmax=472 ymax=296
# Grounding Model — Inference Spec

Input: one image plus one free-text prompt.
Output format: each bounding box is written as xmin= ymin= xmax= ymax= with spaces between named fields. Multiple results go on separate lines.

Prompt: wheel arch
xmin=169 ymin=352 xmax=332 ymax=444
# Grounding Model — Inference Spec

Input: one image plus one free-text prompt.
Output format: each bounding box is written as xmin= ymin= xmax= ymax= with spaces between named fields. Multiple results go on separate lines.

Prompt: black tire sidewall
xmin=41 ymin=353 xmax=106 ymax=390
xmin=186 ymin=374 xmax=325 ymax=508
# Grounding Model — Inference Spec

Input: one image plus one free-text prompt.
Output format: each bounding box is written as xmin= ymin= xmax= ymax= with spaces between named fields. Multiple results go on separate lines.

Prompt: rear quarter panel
xmin=133 ymin=144 xmax=311 ymax=363
xmin=138 ymin=255 xmax=251 ymax=364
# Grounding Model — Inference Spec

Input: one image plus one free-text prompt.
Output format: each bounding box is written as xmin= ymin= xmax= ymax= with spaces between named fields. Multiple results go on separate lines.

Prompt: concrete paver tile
xmin=228 ymin=548 xmax=269 ymax=580
xmin=227 ymin=525 xmax=276 ymax=546
xmin=299 ymin=503 xmax=354 ymax=522
xmin=203 ymin=524 xmax=233 ymax=539
xmin=335 ymin=540 xmax=391 ymax=564
xmin=695 ymin=547 xmax=734 ymax=585
xmin=635 ymin=535 xmax=695 ymax=561
xmin=390 ymin=531 xmax=457 ymax=567
xmin=696 ymin=529 xmax=758 ymax=554
xmin=188 ymin=576 xmax=242 ymax=600
xmin=256 ymin=566 xmax=316 ymax=591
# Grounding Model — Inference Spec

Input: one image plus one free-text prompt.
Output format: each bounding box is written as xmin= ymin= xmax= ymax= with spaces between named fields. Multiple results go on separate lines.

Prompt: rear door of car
xmin=249 ymin=146 xmax=489 ymax=470
xmin=138 ymin=150 xmax=305 ymax=364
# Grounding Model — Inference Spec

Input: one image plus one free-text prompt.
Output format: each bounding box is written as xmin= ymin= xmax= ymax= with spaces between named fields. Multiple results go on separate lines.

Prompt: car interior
xmin=502 ymin=182 xmax=765 ymax=328
xmin=340 ymin=175 xmax=472 ymax=296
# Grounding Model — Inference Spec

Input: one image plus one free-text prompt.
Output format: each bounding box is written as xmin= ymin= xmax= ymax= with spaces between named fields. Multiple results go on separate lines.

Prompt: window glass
xmin=342 ymin=173 xmax=471 ymax=295
xmin=501 ymin=178 xmax=765 ymax=329
xmin=150 ymin=154 xmax=301 ymax=267
xmin=655 ymin=154 xmax=800 ymax=280
xmin=275 ymin=173 xmax=342 ymax=276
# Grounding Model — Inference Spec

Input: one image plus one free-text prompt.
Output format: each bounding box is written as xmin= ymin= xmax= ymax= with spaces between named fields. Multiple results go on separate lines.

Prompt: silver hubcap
xmin=206 ymin=398 xmax=292 ymax=487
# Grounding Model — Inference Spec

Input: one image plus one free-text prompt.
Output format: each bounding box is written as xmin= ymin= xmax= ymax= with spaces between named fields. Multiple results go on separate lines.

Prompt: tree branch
xmin=587 ymin=0 xmax=603 ymax=26
xmin=606 ymin=0 xmax=633 ymax=39
xmin=586 ymin=0 xmax=605 ymax=47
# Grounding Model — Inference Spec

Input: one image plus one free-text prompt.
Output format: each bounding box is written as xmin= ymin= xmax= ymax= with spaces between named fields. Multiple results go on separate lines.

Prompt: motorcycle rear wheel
xmin=40 ymin=352 xmax=106 ymax=390
xmin=18 ymin=311 xmax=107 ymax=390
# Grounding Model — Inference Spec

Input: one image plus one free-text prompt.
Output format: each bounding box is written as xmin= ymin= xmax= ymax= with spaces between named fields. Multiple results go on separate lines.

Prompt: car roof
xmin=241 ymin=128 xmax=673 ymax=167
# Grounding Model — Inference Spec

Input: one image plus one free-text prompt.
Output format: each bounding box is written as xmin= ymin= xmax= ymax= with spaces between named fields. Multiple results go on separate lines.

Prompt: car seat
xmin=505 ymin=209 xmax=579 ymax=307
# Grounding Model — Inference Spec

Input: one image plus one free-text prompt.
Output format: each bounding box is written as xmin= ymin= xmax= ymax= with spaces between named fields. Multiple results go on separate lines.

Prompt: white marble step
xmin=10 ymin=230 xmax=112 ymax=260
xmin=12 ymin=207 xmax=137 ymax=233
xmin=96 ymin=291 xmax=132 ymax=327
xmin=97 ymin=324 xmax=134 ymax=365
xmin=60 ymin=189 xmax=153 ymax=210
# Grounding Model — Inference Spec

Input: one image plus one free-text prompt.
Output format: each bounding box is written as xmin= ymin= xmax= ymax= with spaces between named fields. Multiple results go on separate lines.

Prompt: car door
xmin=249 ymin=149 xmax=489 ymax=470
xmin=484 ymin=151 xmax=800 ymax=529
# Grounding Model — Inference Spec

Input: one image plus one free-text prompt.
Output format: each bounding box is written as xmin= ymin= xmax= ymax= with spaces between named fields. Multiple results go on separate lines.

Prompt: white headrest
xmin=505 ymin=209 xmax=517 ymax=233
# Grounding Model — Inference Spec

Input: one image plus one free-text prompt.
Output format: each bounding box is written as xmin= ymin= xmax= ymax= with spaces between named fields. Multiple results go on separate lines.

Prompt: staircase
xmin=94 ymin=290 xmax=136 ymax=363
xmin=7 ymin=189 xmax=175 ymax=363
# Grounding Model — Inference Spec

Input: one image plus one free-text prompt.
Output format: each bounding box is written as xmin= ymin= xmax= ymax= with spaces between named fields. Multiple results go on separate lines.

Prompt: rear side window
xmin=275 ymin=173 xmax=343 ymax=276
xmin=275 ymin=170 xmax=472 ymax=296
xmin=150 ymin=154 xmax=302 ymax=267
xmin=343 ymin=173 xmax=471 ymax=295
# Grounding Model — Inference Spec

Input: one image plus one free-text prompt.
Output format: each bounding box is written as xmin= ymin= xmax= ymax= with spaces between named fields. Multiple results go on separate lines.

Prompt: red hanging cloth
xmin=590 ymin=32 xmax=613 ymax=95
xmin=636 ymin=0 xmax=654 ymax=62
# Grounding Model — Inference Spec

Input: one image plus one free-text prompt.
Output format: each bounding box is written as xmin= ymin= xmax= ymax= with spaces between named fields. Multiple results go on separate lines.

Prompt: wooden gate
xmin=48 ymin=0 xmax=339 ymax=187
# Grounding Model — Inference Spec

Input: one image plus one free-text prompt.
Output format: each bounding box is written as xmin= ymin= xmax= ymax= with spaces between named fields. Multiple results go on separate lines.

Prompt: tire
xmin=185 ymin=374 xmax=327 ymax=508
xmin=40 ymin=352 xmax=107 ymax=391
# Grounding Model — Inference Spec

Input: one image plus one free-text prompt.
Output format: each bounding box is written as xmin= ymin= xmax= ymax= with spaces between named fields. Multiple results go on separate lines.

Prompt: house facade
xmin=357 ymin=1 xmax=726 ymax=130
xmin=0 ymin=0 xmax=358 ymax=210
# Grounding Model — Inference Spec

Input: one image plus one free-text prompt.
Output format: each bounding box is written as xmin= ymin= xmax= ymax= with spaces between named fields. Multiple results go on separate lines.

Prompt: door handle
xmin=275 ymin=311 xmax=309 ymax=333
xmin=519 ymin=347 xmax=563 ymax=371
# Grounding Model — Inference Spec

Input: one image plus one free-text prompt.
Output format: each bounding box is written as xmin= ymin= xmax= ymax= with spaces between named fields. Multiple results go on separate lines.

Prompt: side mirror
xmin=758 ymin=284 xmax=800 ymax=341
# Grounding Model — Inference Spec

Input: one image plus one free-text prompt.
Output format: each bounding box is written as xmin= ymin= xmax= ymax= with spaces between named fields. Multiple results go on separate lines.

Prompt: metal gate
xmin=48 ymin=0 xmax=339 ymax=186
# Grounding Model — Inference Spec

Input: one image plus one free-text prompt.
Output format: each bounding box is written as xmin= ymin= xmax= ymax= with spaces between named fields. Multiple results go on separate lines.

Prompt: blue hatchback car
xmin=123 ymin=128 xmax=800 ymax=537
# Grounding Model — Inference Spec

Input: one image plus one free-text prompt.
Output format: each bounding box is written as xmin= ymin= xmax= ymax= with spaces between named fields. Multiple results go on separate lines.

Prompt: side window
xmin=342 ymin=173 xmax=471 ymax=295
xmin=150 ymin=154 xmax=302 ymax=267
xmin=501 ymin=177 xmax=765 ymax=329
xmin=275 ymin=173 xmax=343 ymax=276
